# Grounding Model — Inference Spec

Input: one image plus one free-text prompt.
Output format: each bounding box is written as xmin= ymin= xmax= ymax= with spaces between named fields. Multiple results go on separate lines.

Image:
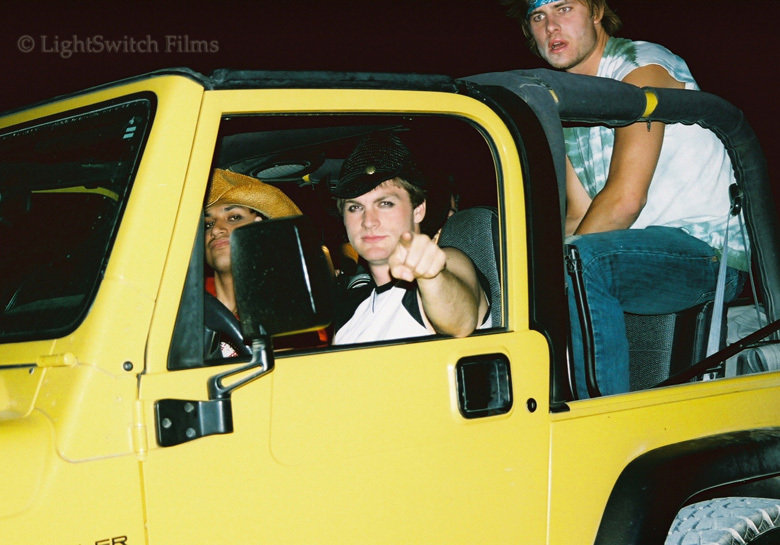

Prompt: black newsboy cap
xmin=331 ymin=132 xmax=426 ymax=198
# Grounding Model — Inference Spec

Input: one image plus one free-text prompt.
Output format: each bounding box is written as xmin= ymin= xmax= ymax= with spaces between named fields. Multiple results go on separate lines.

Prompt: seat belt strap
xmin=738 ymin=211 xmax=765 ymax=328
xmin=706 ymin=184 xmax=742 ymax=357
xmin=706 ymin=217 xmax=730 ymax=357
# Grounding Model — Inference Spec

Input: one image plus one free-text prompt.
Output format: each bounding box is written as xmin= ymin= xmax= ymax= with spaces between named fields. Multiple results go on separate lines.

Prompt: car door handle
xmin=456 ymin=353 xmax=512 ymax=418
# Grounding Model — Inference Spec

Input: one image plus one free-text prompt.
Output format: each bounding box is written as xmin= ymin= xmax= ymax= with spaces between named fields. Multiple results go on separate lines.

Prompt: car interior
xmin=198 ymin=113 xmax=502 ymax=355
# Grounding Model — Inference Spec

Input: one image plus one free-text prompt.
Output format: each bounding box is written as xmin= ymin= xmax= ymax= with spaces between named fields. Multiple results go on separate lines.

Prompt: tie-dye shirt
xmin=564 ymin=37 xmax=748 ymax=270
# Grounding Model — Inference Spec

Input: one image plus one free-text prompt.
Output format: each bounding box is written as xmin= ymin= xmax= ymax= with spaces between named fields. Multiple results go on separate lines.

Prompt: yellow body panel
xmin=140 ymin=332 xmax=552 ymax=544
xmin=0 ymin=73 xmax=204 ymax=543
xmin=549 ymin=376 xmax=780 ymax=543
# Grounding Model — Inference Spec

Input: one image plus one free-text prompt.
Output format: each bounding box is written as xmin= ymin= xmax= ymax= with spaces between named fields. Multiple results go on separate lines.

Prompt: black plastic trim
xmin=565 ymin=245 xmax=599 ymax=398
xmin=156 ymin=398 xmax=233 ymax=447
xmin=456 ymin=353 xmax=513 ymax=419
xmin=0 ymin=68 xmax=205 ymax=118
xmin=168 ymin=214 xmax=206 ymax=370
xmin=458 ymin=81 xmax=572 ymax=406
xmin=209 ymin=69 xmax=457 ymax=93
xmin=594 ymin=428 xmax=780 ymax=545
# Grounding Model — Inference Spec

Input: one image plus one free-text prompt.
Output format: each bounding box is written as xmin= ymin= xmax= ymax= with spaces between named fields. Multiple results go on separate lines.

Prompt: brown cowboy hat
xmin=206 ymin=169 xmax=302 ymax=218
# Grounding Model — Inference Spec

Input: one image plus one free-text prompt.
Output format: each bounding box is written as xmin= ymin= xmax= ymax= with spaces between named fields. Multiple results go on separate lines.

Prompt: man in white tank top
xmin=331 ymin=132 xmax=491 ymax=345
xmin=507 ymin=0 xmax=745 ymax=396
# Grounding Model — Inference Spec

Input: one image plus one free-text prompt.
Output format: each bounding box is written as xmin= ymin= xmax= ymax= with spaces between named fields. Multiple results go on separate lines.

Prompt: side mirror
xmin=155 ymin=216 xmax=336 ymax=447
xmin=231 ymin=215 xmax=335 ymax=341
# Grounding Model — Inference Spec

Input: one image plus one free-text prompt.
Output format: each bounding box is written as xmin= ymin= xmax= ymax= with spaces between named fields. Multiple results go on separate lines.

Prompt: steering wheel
xmin=204 ymin=291 xmax=252 ymax=357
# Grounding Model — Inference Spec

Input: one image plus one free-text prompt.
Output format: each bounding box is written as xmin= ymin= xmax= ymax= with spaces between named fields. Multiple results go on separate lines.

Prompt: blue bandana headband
xmin=526 ymin=0 xmax=557 ymax=18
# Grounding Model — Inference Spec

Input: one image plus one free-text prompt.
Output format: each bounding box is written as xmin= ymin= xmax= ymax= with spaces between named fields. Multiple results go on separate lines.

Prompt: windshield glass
xmin=0 ymin=95 xmax=153 ymax=342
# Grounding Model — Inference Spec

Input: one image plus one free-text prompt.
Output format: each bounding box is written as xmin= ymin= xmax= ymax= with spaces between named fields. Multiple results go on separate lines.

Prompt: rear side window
xmin=0 ymin=96 xmax=154 ymax=342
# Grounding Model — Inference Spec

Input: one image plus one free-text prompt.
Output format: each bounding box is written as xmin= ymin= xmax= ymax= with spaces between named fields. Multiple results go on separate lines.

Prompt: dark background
xmin=3 ymin=0 xmax=777 ymax=203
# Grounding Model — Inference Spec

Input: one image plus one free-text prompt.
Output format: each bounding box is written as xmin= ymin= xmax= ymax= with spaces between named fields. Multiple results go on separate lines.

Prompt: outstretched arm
xmin=388 ymin=231 xmax=488 ymax=337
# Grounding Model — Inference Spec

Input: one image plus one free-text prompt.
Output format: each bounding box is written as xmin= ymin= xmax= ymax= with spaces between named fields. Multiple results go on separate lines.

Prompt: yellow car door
xmin=140 ymin=78 xmax=552 ymax=544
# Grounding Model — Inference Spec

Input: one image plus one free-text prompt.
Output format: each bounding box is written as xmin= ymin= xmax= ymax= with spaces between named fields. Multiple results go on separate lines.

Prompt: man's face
xmin=204 ymin=204 xmax=261 ymax=273
xmin=527 ymin=0 xmax=602 ymax=74
xmin=342 ymin=179 xmax=425 ymax=268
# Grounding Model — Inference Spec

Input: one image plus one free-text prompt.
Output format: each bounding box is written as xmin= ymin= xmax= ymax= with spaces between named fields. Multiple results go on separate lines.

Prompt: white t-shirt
xmin=334 ymin=281 xmax=492 ymax=345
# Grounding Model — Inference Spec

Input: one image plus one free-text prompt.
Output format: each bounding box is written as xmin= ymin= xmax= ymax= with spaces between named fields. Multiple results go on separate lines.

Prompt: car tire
xmin=665 ymin=497 xmax=780 ymax=545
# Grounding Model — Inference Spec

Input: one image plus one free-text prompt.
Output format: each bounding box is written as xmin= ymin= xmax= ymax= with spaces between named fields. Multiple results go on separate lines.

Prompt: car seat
xmin=437 ymin=206 xmax=501 ymax=328
xmin=566 ymin=159 xmax=779 ymax=397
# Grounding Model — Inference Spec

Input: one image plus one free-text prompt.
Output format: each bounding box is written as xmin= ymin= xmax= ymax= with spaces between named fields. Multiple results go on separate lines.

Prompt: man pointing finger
xmin=331 ymin=132 xmax=491 ymax=344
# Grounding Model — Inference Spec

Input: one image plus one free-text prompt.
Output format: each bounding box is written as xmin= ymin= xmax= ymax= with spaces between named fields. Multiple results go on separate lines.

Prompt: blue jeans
xmin=566 ymin=227 xmax=744 ymax=398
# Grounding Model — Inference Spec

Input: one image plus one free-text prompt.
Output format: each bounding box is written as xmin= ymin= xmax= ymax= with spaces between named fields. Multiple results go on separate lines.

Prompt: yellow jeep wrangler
xmin=0 ymin=68 xmax=778 ymax=544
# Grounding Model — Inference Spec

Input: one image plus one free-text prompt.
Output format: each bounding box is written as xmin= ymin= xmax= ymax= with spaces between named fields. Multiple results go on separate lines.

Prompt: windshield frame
xmin=0 ymin=93 xmax=156 ymax=343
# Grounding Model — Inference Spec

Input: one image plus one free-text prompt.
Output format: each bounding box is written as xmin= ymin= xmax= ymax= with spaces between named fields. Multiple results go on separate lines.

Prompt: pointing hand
xmin=388 ymin=231 xmax=446 ymax=282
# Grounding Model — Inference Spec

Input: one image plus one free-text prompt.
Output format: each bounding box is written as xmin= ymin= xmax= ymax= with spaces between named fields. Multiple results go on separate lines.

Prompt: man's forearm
xmin=574 ymin=189 xmax=644 ymax=234
xmin=418 ymin=270 xmax=480 ymax=337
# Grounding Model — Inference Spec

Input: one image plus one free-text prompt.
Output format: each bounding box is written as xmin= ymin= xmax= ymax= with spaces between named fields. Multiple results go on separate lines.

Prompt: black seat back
xmin=437 ymin=206 xmax=501 ymax=327
xmin=625 ymin=303 xmax=717 ymax=391
xmin=566 ymin=247 xmax=720 ymax=396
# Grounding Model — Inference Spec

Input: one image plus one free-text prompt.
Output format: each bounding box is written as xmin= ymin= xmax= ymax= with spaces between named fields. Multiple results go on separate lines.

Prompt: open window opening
xmin=168 ymin=113 xmax=503 ymax=370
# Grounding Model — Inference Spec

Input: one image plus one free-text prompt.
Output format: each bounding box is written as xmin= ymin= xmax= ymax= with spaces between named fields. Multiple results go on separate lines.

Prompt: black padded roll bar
xmin=465 ymin=68 xmax=779 ymax=329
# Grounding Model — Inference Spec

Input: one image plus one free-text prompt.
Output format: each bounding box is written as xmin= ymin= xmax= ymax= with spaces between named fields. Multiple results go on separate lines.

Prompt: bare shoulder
xmin=623 ymin=64 xmax=686 ymax=90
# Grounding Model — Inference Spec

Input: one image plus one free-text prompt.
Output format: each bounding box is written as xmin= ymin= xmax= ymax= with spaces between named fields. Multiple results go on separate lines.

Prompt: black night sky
xmin=3 ymin=0 xmax=778 ymax=203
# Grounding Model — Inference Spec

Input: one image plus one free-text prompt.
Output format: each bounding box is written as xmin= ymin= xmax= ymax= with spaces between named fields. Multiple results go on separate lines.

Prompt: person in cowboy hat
xmin=204 ymin=168 xmax=302 ymax=319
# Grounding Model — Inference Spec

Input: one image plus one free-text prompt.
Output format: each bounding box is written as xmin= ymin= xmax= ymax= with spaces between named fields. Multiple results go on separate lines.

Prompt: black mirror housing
xmin=231 ymin=215 xmax=335 ymax=340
